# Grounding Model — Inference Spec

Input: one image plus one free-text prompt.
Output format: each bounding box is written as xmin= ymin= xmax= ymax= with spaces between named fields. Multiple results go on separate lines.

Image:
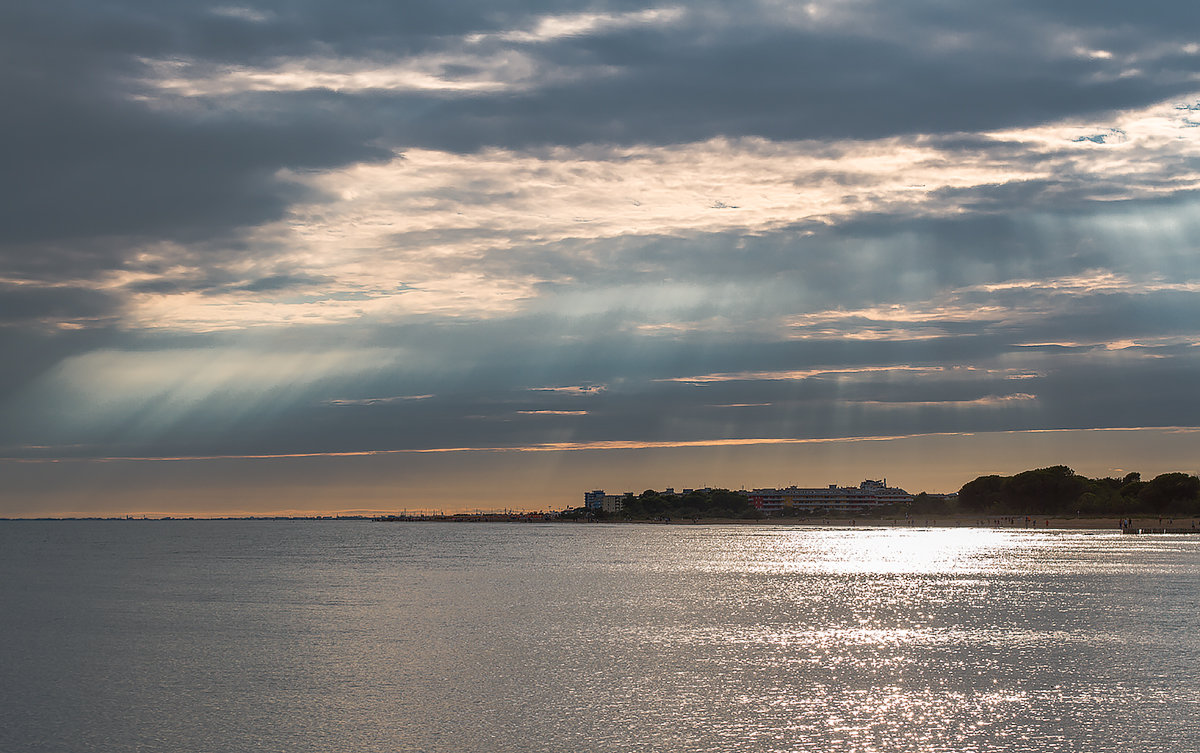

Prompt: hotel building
xmin=747 ymin=480 xmax=912 ymax=513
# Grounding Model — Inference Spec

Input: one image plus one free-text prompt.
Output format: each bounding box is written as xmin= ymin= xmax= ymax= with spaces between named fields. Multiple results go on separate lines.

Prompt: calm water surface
xmin=2 ymin=521 xmax=1198 ymax=752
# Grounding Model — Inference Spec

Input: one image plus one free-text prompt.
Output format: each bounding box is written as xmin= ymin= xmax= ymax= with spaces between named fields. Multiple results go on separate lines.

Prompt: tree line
xmin=563 ymin=466 xmax=1200 ymax=520
xmin=950 ymin=466 xmax=1200 ymax=516
xmin=562 ymin=488 xmax=761 ymax=520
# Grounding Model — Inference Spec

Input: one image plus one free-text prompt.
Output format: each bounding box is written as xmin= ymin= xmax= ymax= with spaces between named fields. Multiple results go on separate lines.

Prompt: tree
xmin=958 ymin=475 xmax=1007 ymax=511
xmin=957 ymin=467 xmax=1200 ymax=516
xmin=1139 ymin=473 xmax=1200 ymax=514
xmin=911 ymin=492 xmax=957 ymax=516
xmin=1005 ymin=466 xmax=1088 ymax=514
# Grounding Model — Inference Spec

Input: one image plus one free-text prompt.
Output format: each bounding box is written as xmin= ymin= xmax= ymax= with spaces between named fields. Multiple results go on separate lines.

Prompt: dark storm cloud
xmin=0 ymin=1 xmax=412 ymax=263
xmin=0 ymin=0 xmax=598 ymax=70
xmin=0 ymin=0 xmax=633 ymax=286
xmin=4 ymin=0 xmax=1195 ymax=265
xmin=406 ymin=49 xmax=1126 ymax=151
xmin=397 ymin=5 xmax=1200 ymax=151
xmin=0 ymin=84 xmax=386 ymax=247
xmin=0 ymin=284 xmax=121 ymax=326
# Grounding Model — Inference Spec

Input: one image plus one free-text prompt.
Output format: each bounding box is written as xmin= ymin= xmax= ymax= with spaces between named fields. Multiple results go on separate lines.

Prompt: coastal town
xmin=373 ymin=479 xmax=949 ymax=522
xmin=369 ymin=466 xmax=1200 ymax=528
xmin=584 ymin=479 xmax=930 ymax=514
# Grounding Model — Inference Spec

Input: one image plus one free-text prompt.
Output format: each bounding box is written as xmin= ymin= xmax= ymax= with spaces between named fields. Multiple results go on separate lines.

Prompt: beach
xmin=675 ymin=515 xmax=1200 ymax=530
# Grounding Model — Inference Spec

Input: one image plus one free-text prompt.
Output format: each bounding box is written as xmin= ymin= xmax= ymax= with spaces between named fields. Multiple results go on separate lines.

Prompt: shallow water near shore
xmin=2 ymin=521 xmax=1199 ymax=752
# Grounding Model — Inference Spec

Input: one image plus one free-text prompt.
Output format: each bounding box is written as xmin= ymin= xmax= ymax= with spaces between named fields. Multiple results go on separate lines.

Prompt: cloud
xmin=0 ymin=432 xmax=989 ymax=461
xmin=516 ymin=409 xmax=589 ymax=415
xmin=0 ymin=282 xmax=122 ymax=329
xmin=660 ymin=366 xmax=1015 ymax=384
xmin=7 ymin=0 xmax=1200 ymax=339
xmin=58 ymin=93 xmax=1191 ymax=335
xmin=529 ymin=384 xmax=608 ymax=394
xmin=13 ymin=425 xmax=1200 ymax=465
xmin=209 ymin=6 xmax=274 ymax=24
xmin=387 ymin=4 xmax=1200 ymax=151
xmin=849 ymin=394 xmax=1039 ymax=409
xmin=325 ymin=394 xmax=434 ymax=406
xmin=5 ymin=0 xmax=1200 ymax=510
xmin=107 ymin=1 xmax=1200 ymax=157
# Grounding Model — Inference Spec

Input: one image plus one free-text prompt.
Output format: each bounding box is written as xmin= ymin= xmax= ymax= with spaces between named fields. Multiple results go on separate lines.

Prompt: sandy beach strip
xmin=659 ymin=516 xmax=1200 ymax=530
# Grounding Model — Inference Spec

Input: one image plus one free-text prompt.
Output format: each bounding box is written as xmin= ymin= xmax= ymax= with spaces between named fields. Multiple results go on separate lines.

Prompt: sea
xmin=2 ymin=520 xmax=1198 ymax=753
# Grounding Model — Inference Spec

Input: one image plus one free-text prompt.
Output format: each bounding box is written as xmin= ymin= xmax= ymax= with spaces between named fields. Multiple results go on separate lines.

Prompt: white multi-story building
xmin=748 ymin=479 xmax=912 ymax=513
xmin=584 ymin=490 xmax=625 ymax=513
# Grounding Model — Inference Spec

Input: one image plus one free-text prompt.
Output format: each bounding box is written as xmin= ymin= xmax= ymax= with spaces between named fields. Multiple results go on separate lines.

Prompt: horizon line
xmin=4 ymin=425 xmax=1200 ymax=464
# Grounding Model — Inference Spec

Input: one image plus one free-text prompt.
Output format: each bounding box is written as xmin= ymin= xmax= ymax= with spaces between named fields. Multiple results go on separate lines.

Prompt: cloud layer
xmin=3 ymin=0 xmax=1200 ymax=511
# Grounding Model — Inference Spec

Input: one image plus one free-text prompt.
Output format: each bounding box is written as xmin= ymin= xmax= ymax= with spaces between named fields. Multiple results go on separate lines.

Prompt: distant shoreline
xmin=575 ymin=514 xmax=1196 ymax=531
xmin=662 ymin=515 xmax=1200 ymax=530
xmin=4 ymin=515 xmax=1199 ymax=531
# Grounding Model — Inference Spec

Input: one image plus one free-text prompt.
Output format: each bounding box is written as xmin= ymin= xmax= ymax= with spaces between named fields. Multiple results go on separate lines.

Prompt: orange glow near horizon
xmin=5 ymin=426 xmax=1200 ymax=519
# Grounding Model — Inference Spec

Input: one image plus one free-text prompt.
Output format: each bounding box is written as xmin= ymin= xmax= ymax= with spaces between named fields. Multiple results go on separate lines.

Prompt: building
xmin=747 ymin=479 xmax=913 ymax=513
xmin=583 ymin=490 xmax=625 ymax=513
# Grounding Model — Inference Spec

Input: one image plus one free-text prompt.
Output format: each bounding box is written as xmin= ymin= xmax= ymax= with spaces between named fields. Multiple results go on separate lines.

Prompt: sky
xmin=3 ymin=0 xmax=1200 ymax=516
